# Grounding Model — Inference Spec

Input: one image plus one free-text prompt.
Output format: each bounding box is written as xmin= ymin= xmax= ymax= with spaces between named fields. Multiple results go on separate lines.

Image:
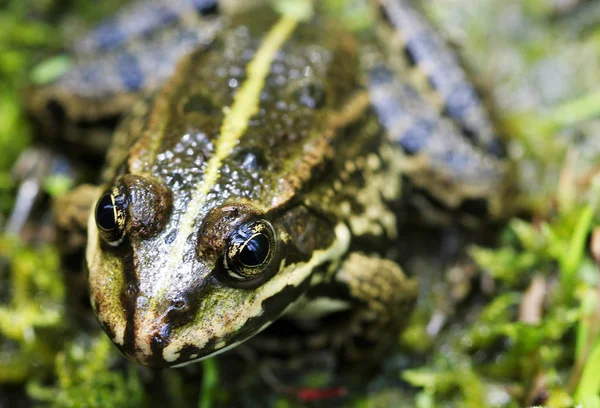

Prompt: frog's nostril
xmin=165 ymin=295 xmax=196 ymax=328
xmin=172 ymin=299 xmax=187 ymax=310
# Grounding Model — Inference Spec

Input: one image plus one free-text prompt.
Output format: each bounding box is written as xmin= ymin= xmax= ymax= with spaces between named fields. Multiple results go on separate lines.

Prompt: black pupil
xmin=96 ymin=194 xmax=116 ymax=231
xmin=240 ymin=234 xmax=269 ymax=267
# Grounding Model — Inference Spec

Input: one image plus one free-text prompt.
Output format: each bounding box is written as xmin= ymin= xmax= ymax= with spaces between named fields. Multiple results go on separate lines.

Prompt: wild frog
xmin=25 ymin=0 xmax=510 ymax=369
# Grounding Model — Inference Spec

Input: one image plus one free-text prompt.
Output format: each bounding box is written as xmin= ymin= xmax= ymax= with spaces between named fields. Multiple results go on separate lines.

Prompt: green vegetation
xmin=0 ymin=237 xmax=64 ymax=383
xmin=2 ymin=0 xmax=600 ymax=406
xmin=27 ymin=336 xmax=146 ymax=408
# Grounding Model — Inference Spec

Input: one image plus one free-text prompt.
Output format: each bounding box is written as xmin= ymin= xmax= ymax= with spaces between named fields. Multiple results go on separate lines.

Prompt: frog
xmin=24 ymin=0 xmax=510 ymax=370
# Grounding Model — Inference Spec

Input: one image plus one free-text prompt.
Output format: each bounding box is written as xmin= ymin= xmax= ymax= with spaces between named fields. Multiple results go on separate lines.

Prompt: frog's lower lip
xmin=124 ymin=315 xmax=273 ymax=367
xmin=112 ymin=328 xmax=161 ymax=367
xmin=116 ymin=316 xmax=213 ymax=367
xmin=121 ymin=330 xmax=217 ymax=368
xmin=117 ymin=323 xmax=176 ymax=367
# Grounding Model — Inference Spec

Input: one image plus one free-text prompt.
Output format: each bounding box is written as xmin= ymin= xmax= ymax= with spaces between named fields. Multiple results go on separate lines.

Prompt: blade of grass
xmin=198 ymin=358 xmax=218 ymax=408
xmin=576 ymin=289 xmax=599 ymax=361
xmin=551 ymin=89 xmax=600 ymax=129
xmin=575 ymin=341 xmax=600 ymax=404
xmin=560 ymin=205 xmax=595 ymax=296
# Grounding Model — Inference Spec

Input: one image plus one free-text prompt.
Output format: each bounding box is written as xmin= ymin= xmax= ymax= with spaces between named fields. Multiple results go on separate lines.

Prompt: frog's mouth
xmin=125 ymin=277 xmax=312 ymax=368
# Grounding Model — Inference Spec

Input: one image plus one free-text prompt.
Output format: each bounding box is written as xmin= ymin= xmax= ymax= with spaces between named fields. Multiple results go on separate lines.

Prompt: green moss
xmin=27 ymin=335 xmax=146 ymax=407
xmin=402 ymin=358 xmax=488 ymax=407
xmin=0 ymin=236 xmax=65 ymax=383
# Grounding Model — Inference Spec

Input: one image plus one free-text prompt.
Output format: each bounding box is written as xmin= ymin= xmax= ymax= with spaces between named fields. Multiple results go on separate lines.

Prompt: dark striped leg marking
xmin=377 ymin=0 xmax=503 ymax=157
xmin=366 ymin=63 xmax=506 ymax=214
xmin=74 ymin=0 xmax=221 ymax=54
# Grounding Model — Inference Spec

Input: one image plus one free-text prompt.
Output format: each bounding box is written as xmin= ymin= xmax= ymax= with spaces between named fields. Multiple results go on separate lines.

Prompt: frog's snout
xmin=118 ymin=296 xmax=199 ymax=367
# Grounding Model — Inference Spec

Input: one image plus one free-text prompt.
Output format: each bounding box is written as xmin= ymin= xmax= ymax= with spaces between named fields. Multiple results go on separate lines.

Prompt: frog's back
xmin=112 ymin=12 xmax=364 ymax=205
xmin=86 ymin=13 xmax=380 ymax=367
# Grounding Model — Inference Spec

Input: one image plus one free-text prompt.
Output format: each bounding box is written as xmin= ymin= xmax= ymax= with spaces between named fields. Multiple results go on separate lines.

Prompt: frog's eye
xmin=94 ymin=175 xmax=172 ymax=246
xmin=95 ymin=187 xmax=128 ymax=246
xmin=222 ymin=219 xmax=277 ymax=288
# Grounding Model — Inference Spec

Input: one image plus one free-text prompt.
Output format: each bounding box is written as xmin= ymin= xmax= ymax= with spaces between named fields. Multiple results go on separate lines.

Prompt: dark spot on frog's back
xmin=403 ymin=42 xmax=418 ymax=67
xmin=117 ymin=52 xmax=144 ymax=91
xmin=486 ymin=138 xmax=507 ymax=158
xmin=90 ymin=19 xmax=125 ymax=52
xmin=378 ymin=2 xmax=393 ymax=25
xmin=294 ymin=83 xmax=327 ymax=109
xmin=232 ymin=147 xmax=268 ymax=172
xmin=181 ymin=94 xmax=219 ymax=115
xmin=441 ymin=83 xmax=481 ymax=121
xmin=164 ymin=229 xmax=178 ymax=245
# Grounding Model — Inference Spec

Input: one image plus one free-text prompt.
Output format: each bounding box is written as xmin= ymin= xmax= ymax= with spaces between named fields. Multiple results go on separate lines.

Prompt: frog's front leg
xmin=332 ymin=252 xmax=417 ymax=366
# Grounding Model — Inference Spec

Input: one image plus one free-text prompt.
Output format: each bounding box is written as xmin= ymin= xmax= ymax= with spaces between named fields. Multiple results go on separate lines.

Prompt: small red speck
xmin=296 ymin=386 xmax=348 ymax=402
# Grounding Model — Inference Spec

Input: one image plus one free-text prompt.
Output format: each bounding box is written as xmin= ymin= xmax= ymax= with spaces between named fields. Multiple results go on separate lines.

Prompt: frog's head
xmin=87 ymin=174 xmax=344 ymax=366
xmin=85 ymin=15 xmax=359 ymax=367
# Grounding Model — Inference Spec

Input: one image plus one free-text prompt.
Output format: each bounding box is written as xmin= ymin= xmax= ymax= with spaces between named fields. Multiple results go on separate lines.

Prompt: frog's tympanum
xmin=28 ymin=0 xmax=510 ymax=368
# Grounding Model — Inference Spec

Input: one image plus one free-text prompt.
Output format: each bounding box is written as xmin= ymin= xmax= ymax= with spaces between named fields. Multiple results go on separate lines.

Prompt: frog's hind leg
xmin=374 ymin=0 xmax=503 ymax=157
xmin=73 ymin=0 xmax=221 ymax=56
xmin=367 ymin=64 xmax=508 ymax=221
xmin=365 ymin=0 xmax=511 ymax=221
xmin=27 ymin=0 xmax=224 ymax=131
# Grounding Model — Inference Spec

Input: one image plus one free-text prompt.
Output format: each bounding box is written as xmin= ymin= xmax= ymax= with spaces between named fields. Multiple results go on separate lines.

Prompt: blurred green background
xmin=2 ymin=0 xmax=600 ymax=406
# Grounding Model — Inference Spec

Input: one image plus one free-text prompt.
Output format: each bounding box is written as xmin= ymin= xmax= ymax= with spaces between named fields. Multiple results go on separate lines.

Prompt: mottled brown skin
xmin=30 ymin=0 xmax=510 ymax=370
xmin=85 ymin=15 xmax=374 ymax=367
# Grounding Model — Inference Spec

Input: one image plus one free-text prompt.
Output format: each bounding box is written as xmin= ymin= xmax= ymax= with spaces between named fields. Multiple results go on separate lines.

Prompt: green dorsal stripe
xmin=161 ymin=15 xmax=299 ymax=288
